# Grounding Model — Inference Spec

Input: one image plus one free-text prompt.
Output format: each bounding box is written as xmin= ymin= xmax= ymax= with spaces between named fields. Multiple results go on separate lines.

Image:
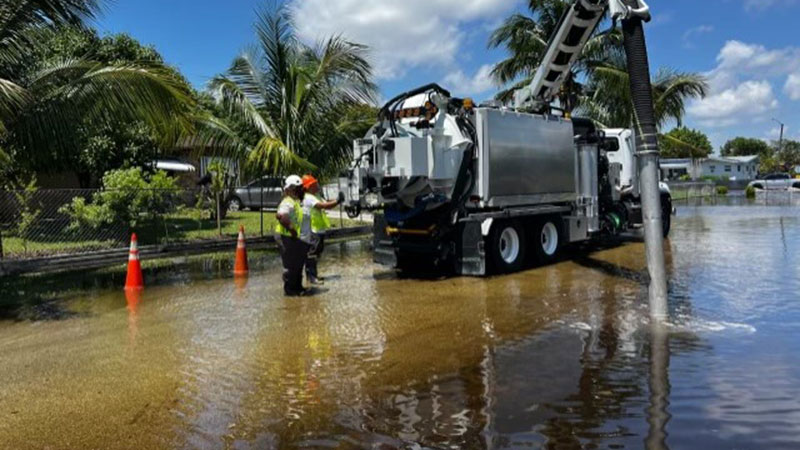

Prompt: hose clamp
xmin=610 ymin=0 xmax=651 ymax=22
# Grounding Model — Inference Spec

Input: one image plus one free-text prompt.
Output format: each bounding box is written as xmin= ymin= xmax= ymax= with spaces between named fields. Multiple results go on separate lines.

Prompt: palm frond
xmin=11 ymin=59 xmax=196 ymax=155
xmin=0 ymin=77 xmax=32 ymax=120
xmin=208 ymin=73 xmax=275 ymax=138
xmin=206 ymin=5 xmax=376 ymax=178
xmin=248 ymin=136 xmax=316 ymax=175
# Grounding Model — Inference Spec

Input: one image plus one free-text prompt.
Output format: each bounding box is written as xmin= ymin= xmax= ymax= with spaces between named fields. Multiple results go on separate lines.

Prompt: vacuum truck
xmin=344 ymin=0 xmax=672 ymax=275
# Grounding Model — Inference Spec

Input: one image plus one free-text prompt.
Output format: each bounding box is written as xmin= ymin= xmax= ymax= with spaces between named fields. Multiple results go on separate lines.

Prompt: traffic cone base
xmin=234 ymin=225 xmax=249 ymax=276
xmin=125 ymin=233 xmax=144 ymax=290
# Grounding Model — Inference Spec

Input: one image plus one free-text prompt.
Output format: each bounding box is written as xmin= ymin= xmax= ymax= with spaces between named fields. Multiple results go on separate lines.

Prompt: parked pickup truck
xmin=747 ymin=173 xmax=800 ymax=191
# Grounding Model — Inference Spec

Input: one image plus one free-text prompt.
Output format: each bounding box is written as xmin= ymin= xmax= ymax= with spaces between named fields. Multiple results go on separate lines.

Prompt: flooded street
xmin=1 ymin=200 xmax=799 ymax=449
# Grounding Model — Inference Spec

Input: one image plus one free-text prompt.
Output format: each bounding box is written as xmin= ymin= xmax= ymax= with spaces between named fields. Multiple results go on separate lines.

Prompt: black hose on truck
xmin=621 ymin=6 xmax=657 ymax=157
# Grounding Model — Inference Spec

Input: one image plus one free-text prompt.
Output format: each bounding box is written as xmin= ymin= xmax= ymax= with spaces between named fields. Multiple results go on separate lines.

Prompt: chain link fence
xmin=0 ymin=187 xmax=278 ymax=261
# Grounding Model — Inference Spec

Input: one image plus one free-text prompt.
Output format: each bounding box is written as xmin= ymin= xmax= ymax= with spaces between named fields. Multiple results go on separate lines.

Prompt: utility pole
xmin=620 ymin=0 xmax=668 ymax=320
xmin=773 ymin=118 xmax=785 ymax=153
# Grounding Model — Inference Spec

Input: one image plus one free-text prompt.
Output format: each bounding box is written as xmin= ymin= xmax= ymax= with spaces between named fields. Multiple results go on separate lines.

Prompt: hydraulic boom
xmin=514 ymin=0 xmax=651 ymax=111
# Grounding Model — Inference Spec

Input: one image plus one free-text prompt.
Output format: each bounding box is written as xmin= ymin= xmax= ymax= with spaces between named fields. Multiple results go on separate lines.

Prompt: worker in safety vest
xmin=300 ymin=175 xmax=345 ymax=284
xmin=275 ymin=175 xmax=309 ymax=296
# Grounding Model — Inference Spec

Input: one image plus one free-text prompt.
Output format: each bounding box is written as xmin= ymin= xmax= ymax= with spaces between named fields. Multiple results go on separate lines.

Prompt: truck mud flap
xmin=456 ymin=221 xmax=486 ymax=276
xmin=372 ymin=214 xmax=397 ymax=267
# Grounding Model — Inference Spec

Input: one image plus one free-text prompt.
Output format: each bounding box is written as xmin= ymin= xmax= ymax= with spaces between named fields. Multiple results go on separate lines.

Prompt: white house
xmin=661 ymin=155 xmax=760 ymax=181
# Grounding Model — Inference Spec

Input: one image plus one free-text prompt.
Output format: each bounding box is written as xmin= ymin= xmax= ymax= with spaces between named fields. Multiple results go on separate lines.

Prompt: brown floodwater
xmin=1 ymin=197 xmax=799 ymax=449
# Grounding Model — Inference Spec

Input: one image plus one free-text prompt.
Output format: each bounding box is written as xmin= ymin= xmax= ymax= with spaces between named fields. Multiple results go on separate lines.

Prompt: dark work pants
xmin=305 ymin=233 xmax=325 ymax=279
xmin=277 ymin=235 xmax=309 ymax=295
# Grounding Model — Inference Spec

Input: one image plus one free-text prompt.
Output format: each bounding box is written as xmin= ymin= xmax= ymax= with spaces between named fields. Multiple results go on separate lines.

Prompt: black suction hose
xmin=621 ymin=9 xmax=657 ymax=157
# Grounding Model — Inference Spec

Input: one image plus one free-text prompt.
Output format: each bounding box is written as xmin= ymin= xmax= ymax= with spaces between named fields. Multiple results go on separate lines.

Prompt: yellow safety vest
xmin=275 ymin=197 xmax=302 ymax=236
xmin=309 ymin=194 xmax=331 ymax=233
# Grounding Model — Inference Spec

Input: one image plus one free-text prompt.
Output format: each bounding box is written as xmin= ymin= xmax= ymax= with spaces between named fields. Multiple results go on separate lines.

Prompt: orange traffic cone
xmin=234 ymin=225 xmax=249 ymax=276
xmin=124 ymin=233 xmax=144 ymax=291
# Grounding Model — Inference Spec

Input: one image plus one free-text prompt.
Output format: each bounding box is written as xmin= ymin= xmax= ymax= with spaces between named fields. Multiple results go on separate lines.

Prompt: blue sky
xmin=98 ymin=0 xmax=800 ymax=151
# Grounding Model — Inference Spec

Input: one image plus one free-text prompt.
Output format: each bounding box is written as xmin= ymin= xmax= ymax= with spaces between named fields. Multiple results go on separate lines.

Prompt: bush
xmin=678 ymin=174 xmax=692 ymax=181
xmin=11 ymin=176 xmax=42 ymax=254
xmin=745 ymin=185 xmax=756 ymax=198
xmin=60 ymin=168 xmax=177 ymax=230
xmin=716 ymin=185 xmax=729 ymax=196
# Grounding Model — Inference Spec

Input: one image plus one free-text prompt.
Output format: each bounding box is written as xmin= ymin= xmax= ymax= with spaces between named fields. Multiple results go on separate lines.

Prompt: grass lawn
xmin=1 ymin=209 xmax=368 ymax=258
xmin=162 ymin=209 xmax=365 ymax=242
xmin=2 ymin=237 xmax=117 ymax=258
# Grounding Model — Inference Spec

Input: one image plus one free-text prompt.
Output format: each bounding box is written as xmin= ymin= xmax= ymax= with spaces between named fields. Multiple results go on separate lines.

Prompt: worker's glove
xmin=337 ymin=192 xmax=346 ymax=203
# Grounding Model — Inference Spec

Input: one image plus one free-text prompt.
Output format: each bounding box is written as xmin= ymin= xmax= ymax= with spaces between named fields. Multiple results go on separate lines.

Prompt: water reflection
xmin=125 ymin=289 xmax=142 ymax=345
xmin=1 ymin=202 xmax=799 ymax=449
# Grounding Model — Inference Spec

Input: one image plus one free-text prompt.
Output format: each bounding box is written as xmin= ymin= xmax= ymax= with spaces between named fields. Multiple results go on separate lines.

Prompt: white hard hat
xmin=284 ymin=175 xmax=303 ymax=190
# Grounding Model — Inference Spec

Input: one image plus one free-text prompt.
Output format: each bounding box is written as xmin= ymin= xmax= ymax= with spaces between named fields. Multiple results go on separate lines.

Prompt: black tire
xmin=661 ymin=195 xmax=672 ymax=238
xmin=228 ymin=196 xmax=243 ymax=212
xmin=487 ymin=220 xmax=527 ymax=273
xmin=532 ymin=216 xmax=561 ymax=265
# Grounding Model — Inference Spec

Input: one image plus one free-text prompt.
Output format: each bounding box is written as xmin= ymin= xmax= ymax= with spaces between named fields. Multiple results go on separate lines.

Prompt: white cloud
xmin=744 ymin=0 xmax=797 ymax=11
xmin=682 ymin=25 xmax=713 ymax=48
xmin=709 ymin=41 xmax=800 ymax=90
xmin=785 ymin=74 xmax=800 ymax=100
xmin=290 ymin=0 xmax=517 ymax=79
xmin=443 ymin=64 xmax=495 ymax=97
xmin=688 ymin=41 xmax=800 ymax=126
xmin=688 ymin=80 xmax=778 ymax=127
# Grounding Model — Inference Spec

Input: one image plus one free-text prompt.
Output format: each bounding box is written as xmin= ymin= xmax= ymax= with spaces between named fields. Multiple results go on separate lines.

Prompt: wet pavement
xmin=1 ymin=198 xmax=799 ymax=449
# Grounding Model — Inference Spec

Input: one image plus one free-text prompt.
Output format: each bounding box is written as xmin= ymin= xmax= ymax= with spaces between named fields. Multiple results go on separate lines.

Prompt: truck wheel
xmin=661 ymin=196 xmax=672 ymax=238
xmin=488 ymin=220 xmax=527 ymax=273
xmin=533 ymin=217 xmax=561 ymax=264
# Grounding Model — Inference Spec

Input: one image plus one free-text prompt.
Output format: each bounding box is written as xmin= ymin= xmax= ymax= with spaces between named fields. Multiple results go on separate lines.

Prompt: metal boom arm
xmin=513 ymin=0 xmax=651 ymax=111
xmin=514 ymin=0 xmax=606 ymax=110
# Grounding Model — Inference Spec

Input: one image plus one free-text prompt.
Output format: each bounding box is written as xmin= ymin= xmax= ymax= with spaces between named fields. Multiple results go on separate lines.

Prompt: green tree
xmin=488 ymin=0 xmax=622 ymax=110
xmin=660 ymin=127 xmax=712 ymax=158
xmin=578 ymin=53 xmax=708 ymax=128
xmin=8 ymin=26 xmax=195 ymax=186
xmin=773 ymin=140 xmax=800 ymax=172
xmin=0 ymin=1 xmax=196 ymax=185
xmin=720 ymin=137 xmax=771 ymax=157
xmin=208 ymin=4 xmax=376 ymax=177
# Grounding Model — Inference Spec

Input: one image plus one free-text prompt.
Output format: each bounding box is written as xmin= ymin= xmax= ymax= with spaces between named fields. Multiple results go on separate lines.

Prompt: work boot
xmin=307 ymin=275 xmax=324 ymax=285
xmin=285 ymin=288 xmax=313 ymax=297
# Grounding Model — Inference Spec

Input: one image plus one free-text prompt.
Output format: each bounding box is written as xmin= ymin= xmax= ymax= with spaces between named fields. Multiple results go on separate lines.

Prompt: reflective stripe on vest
xmin=275 ymin=197 xmax=302 ymax=236
xmin=309 ymin=194 xmax=331 ymax=233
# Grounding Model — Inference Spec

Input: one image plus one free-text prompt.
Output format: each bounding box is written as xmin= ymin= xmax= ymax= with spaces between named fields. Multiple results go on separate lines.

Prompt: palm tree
xmin=208 ymin=5 xmax=377 ymax=177
xmin=488 ymin=0 xmax=622 ymax=110
xmin=0 ymin=0 xmax=196 ymax=177
xmin=578 ymin=53 xmax=708 ymax=129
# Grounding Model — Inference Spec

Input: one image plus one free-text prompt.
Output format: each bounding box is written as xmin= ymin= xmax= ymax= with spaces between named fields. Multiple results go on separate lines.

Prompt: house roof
xmin=726 ymin=155 xmax=759 ymax=163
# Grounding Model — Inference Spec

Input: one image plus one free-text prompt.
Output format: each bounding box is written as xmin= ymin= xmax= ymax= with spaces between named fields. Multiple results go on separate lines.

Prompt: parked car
xmin=228 ymin=176 xmax=284 ymax=211
xmin=748 ymin=173 xmax=800 ymax=191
